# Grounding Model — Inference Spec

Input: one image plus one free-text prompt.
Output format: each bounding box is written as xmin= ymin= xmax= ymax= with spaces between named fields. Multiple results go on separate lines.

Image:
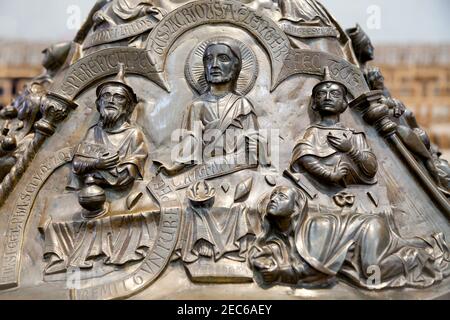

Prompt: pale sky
xmin=0 ymin=0 xmax=449 ymax=44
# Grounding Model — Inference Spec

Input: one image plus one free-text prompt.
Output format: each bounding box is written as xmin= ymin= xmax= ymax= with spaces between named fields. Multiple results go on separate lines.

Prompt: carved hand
xmin=260 ymin=267 xmax=280 ymax=283
xmin=392 ymin=99 xmax=406 ymax=118
xmin=329 ymin=163 xmax=349 ymax=183
xmin=327 ymin=133 xmax=353 ymax=153
xmin=252 ymin=257 xmax=279 ymax=283
xmin=381 ymin=96 xmax=406 ymax=119
xmin=95 ymin=152 xmax=120 ymax=170
xmin=116 ymin=164 xmax=136 ymax=186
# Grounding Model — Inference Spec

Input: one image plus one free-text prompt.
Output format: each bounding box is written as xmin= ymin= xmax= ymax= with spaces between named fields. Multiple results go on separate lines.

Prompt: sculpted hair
xmin=255 ymin=187 xmax=308 ymax=247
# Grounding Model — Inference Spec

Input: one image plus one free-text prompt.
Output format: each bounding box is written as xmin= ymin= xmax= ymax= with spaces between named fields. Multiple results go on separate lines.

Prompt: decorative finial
xmin=312 ymin=66 xmax=348 ymax=96
xmin=115 ymin=63 xmax=126 ymax=84
xmin=96 ymin=63 xmax=138 ymax=103
xmin=323 ymin=66 xmax=333 ymax=82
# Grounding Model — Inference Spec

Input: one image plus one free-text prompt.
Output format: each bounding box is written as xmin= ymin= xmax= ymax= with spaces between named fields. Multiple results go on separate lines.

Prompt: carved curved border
xmin=48 ymin=47 xmax=167 ymax=100
xmin=274 ymin=48 xmax=370 ymax=98
xmin=0 ymin=149 xmax=182 ymax=299
xmin=146 ymin=0 xmax=290 ymax=90
xmin=0 ymin=147 xmax=75 ymax=289
xmin=0 ymin=47 xmax=167 ymax=210
xmin=71 ymin=176 xmax=181 ymax=300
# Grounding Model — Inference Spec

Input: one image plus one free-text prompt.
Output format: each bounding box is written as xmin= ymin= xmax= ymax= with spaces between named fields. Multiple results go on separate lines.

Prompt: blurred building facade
xmin=0 ymin=41 xmax=449 ymax=151
xmin=0 ymin=41 xmax=45 ymax=107
xmin=374 ymin=45 xmax=450 ymax=150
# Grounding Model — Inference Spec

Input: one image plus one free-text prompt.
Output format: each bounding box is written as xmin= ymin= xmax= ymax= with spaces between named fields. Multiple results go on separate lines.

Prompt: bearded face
xmin=204 ymin=44 xmax=240 ymax=85
xmin=97 ymin=85 xmax=131 ymax=129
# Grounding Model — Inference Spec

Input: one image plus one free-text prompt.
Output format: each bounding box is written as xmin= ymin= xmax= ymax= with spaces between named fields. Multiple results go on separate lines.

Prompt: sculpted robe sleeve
xmin=72 ymin=127 xmax=100 ymax=176
xmin=230 ymin=96 xmax=270 ymax=165
xmin=177 ymin=100 xmax=203 ymax=164
xmin=230 ymin=97 xmax=259 ymax=131
xmin=291 ymin=127 xmax=378 ymax=185
xmin=348 ymin=133 xmax=378 ymax=180
xmin=72 ymin=156 xmax=98 ymax=175
xmin=181 ymin=100 xmax=202 ymax=132
xmin=117 ymin=128 xmax=148 ymax=180
xmin=68 ymin=125 xmax=148 ymax=189
xmin=291 ymin=127 xmax=335 ymax=179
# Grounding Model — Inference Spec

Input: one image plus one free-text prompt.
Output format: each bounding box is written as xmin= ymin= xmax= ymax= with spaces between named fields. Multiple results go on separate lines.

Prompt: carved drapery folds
xmin=82 ymin=0 xmax=166 ymax=51
xmin=250 ymin=186 xmax=449 ymax=289
xmin=0 ymin=0 xmax=449 ymax=300
xmin=290 ymin=67 xmax=379 ymax=187
xmin=348 ymin=25 xmax=450 ymax=212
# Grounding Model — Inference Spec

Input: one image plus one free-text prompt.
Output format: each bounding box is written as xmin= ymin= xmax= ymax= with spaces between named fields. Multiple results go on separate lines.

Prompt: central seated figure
xmin=160 ymin=40 xmax=266 ymax=176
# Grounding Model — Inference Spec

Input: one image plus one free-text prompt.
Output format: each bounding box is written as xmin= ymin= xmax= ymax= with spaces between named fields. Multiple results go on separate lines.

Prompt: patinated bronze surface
xmin=0 ymin=0 xmax=449 ymax=300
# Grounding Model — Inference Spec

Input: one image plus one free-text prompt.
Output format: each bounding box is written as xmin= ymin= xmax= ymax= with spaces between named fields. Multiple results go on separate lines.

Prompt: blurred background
xmin=0 ymin=0 xmax=449 ymax=157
